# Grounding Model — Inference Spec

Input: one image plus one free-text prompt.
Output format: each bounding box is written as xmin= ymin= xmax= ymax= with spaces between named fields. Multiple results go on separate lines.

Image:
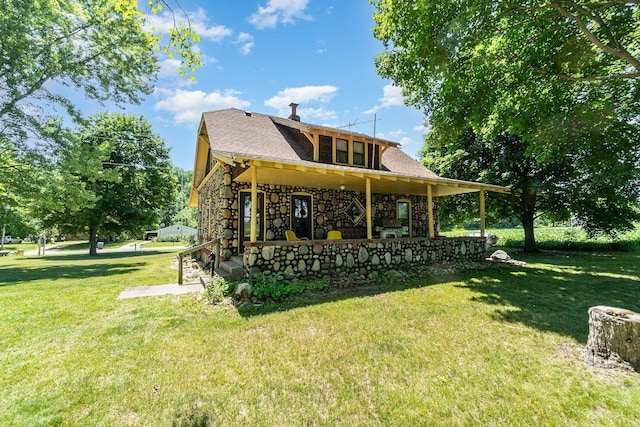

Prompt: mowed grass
xmin=1 ymin=249 xmax=640 ymax=426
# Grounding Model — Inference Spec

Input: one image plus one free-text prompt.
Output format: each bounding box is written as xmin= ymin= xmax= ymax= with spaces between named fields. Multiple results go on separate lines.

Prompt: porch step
xmin=230 ymin=255 xmax=244 ymax=265
xmin=216 ymin=260 xmax=244 ymax=281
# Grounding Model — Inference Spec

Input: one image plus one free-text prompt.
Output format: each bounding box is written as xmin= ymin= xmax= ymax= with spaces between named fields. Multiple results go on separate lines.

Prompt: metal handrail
xmin=177 ymin=239 xmax=220 ymax=285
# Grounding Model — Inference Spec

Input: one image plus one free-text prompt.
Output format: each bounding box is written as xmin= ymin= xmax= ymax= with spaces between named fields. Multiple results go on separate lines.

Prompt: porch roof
xmin=217 ymin=152 xmax=507 ymax=197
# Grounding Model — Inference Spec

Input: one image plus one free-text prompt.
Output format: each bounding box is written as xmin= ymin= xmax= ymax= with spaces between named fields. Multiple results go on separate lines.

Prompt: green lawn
xmin=1 ymin=248 xmax=640 ymax=425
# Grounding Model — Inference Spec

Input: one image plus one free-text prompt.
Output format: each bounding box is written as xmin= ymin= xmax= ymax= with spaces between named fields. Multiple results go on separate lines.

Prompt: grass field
xmin=447 ymin=226 xmax=640 ymax=251
xmin=1 ymin=243 xmax=640 ymax=425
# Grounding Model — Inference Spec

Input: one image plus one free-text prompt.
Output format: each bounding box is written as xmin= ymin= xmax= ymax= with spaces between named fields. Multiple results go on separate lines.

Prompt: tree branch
xmin=550 ymin=0 xmax=640 ymax=72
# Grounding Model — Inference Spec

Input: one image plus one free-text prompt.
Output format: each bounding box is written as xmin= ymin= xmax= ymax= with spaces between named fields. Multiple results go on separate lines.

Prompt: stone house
xmin=189 ymin=106 xmax=508 ymax=281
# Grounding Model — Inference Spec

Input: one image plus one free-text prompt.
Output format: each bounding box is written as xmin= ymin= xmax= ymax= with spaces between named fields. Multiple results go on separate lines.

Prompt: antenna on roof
xmin=337 ymin=116 xmax=381 ymax=134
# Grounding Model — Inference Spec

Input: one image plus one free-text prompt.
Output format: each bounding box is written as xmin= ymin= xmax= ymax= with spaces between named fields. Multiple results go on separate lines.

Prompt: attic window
xmin=244 ymin=111 xmax=252 ymax=117
xmin=336 ymin=138 xmax=348 ymax=164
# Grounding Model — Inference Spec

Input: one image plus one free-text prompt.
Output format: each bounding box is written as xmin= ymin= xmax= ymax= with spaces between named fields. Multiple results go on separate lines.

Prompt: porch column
xmin=479 ymin=189 xmax=486 ymax=238
xmin=366 ymin=178 xmax=373 ymax=239
xmin=250 ymin=166 xmax=258 ymax=242
xmin=427 ymin=184 xmax=435 ymax=238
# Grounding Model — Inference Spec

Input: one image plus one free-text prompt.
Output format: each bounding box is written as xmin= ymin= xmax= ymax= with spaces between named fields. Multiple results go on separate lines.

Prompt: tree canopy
xmin=0 ymin=0 xmax=159 ymax=148
xmin=41 ymin=113 xmax=176 ymax=255
xmin=372 ymin=0 xmax=640 ymax=250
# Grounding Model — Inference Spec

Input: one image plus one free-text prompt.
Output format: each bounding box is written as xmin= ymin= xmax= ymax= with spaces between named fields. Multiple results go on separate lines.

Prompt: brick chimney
xmin=288 ymin=102 xmax=300 ymax=121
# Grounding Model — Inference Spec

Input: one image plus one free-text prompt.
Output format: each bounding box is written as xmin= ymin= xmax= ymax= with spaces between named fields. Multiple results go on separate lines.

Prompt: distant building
xmin=144 ymin=224 xmax=197 ymax=240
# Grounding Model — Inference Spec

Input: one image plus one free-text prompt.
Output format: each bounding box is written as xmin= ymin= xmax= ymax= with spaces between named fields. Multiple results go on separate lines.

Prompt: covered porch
xmin=231 ymin=157 xmax=508 ymax=280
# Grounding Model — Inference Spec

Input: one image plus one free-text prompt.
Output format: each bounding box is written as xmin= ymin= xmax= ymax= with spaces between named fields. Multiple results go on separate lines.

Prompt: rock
xmin=234 ymin=282 xmax=251 ymax=300
xmin=299 ymin=245 xmax=309 ymax=255
xmin=489 ymin=250 xmax=511 ymax=261
xmin=358 ymin=246 xmax=369 ymax=263
xmin=404 ymin=248 xmax=413 ymax=263
xmin=346 ymin=253 xmax=355 ymax=268
xmin=261 ymin=246 xmax=275 ymax=261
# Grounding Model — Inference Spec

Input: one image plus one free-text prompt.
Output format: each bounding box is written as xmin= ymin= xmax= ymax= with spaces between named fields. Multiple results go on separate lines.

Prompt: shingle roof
xmin=201 ymin=108 xmax=440 ymax=179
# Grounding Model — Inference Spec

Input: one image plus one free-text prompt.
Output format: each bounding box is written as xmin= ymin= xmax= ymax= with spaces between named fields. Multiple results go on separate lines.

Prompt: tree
xmin=423 ymin=130 xmax=639 ymax=251
xmin=372 ymin=0 xmax=640 ymax=251
xmin=41 ymin=113 xmax=176 ymax=255
xmin=159 ymin=168 xmax=197 ymax=228
xmin=0 ymin=1 xmax=158 ymax=148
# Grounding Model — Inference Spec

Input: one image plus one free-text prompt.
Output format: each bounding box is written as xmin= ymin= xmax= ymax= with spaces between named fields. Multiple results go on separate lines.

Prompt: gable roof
xmin=199 ymin=108 xmax=440 ymax=176
xmin=190 ymin=108 xmax=508 ymax=206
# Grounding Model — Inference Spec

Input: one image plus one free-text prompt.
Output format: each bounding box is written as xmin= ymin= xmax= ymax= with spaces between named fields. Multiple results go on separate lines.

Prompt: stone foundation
xmin=243 ymin=237 xmax=486 ymax=281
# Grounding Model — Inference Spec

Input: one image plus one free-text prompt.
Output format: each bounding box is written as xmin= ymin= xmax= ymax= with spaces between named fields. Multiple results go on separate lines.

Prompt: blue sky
xmin=130 ymin=0 xmax=428 ymax=169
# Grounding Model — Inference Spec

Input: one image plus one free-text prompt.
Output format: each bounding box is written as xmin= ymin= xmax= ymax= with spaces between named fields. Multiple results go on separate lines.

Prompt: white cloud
xmin=299 ymin=107 xmax=337 ymax=122
xmin=413 ymin=124 xmax=427 ymax=132
xmin=157 ymin=59 xmax=199 ymax=87
xmin=158 ymin=58 xmax=182 ymax=79
xmin=235 ymin=33 xmax=255 ymax=55
xmin=264 ymin=85 xmax=339 ymax=115
xmin=154 ymin=89 xmax=251 ymax=124
xmin=249 ymin=0 xmax=312 ymax=29
xmin=388 ymin=129 xmax=406 ymax=139
xmin=365 ymin=83 xmax=405 ymax=114
xmin=145 ymin=8 xmax=233 ymax=42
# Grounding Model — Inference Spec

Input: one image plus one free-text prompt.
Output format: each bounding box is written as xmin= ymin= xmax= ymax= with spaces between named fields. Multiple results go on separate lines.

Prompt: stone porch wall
xmin=243 ymin=237 xmax=487 ymax=281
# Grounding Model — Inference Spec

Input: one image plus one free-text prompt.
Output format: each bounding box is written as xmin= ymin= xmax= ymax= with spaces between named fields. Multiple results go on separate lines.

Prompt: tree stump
xmin=585 ymin=306 xmax=640 ymax=370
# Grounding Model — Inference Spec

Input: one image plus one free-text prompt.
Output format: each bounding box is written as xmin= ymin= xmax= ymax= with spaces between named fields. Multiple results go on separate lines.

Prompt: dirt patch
xmin=557 ymin=342 xmax=637 ymax=383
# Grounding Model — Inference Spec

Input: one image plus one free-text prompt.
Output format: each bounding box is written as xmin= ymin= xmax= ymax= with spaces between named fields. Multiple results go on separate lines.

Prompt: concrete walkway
xmin=117 ymin=283 xmax=203 ymax=299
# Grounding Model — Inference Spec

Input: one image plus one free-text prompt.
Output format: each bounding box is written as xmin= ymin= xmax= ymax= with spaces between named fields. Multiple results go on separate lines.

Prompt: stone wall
xmin=198 ymin=162 xmax=442 ymax=260
xmin=243 ymin=237 xmax=487 ymax=281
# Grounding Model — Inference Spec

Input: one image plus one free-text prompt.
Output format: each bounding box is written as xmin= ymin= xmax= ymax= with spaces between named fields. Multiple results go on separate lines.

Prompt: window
xmin=397 ymin=200 xmax=411 ymax=237
xmin=319 ymin=135 xmax=332 ymax=163
xmin=353 ymin=141 xmax=365 ymax=166
xmin=336 ymin=138 xmax=348 ymax=163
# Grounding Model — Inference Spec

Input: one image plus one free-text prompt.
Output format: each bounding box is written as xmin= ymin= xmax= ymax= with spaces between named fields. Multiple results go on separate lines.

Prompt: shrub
xmin=251 ymin=274 xmax=327 ymax=303
xmin=205 ymin=276 xmax=231 ymax=304
xmin=153 ymin=234 xmax=196 ymax=244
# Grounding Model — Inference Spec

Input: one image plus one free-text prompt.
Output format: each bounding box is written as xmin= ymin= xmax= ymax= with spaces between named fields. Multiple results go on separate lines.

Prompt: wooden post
xmin=178 ymin=253 xmax=184 ymax=285
xmin=250 ymin=166 xmax=258 ymax=242
xmin=427 ymin=184 xmax=435 ymax=238
xmin=479 ymin=189 xmax=486 ymax=238
xmin=313 ymin=134 xmax=319 ymax=162
xmin=215 ymin=240 xmax=220 ymax=269
xmin=366 ymin=178 xmax=372 ymax=239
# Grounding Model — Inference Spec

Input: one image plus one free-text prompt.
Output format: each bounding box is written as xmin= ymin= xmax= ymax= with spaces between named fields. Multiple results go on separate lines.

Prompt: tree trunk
xmin=586 ymin=306 xmax=640 ymax=370
xmin=521 ymin=207 xmax=538 ymax=253
xmin=89 ymin=226 xmax=98 ymax=256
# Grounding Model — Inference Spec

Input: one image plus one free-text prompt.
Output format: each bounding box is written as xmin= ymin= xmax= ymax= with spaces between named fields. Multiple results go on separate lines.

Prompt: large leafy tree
xmin=0 ymin=0 xmax=159 ymax=148
xmin=42 ymin=113 xmax=176 ymax=255
xmin=372 ymin=0 xmax=640 ymax=251
xmin=1 ymin=1 xmax=199 ymax=242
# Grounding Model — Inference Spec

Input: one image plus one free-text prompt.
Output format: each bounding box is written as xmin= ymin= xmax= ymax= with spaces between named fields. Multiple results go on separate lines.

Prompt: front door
xmin=240 ymin=192 xmax=264 ymax=251
xmin=291 ymin=194 xmax=312 ymax=239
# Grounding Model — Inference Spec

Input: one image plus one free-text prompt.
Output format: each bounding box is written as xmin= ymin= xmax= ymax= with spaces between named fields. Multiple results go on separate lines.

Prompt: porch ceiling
xmin=233 ymin=162 xmax=507 ymax=197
